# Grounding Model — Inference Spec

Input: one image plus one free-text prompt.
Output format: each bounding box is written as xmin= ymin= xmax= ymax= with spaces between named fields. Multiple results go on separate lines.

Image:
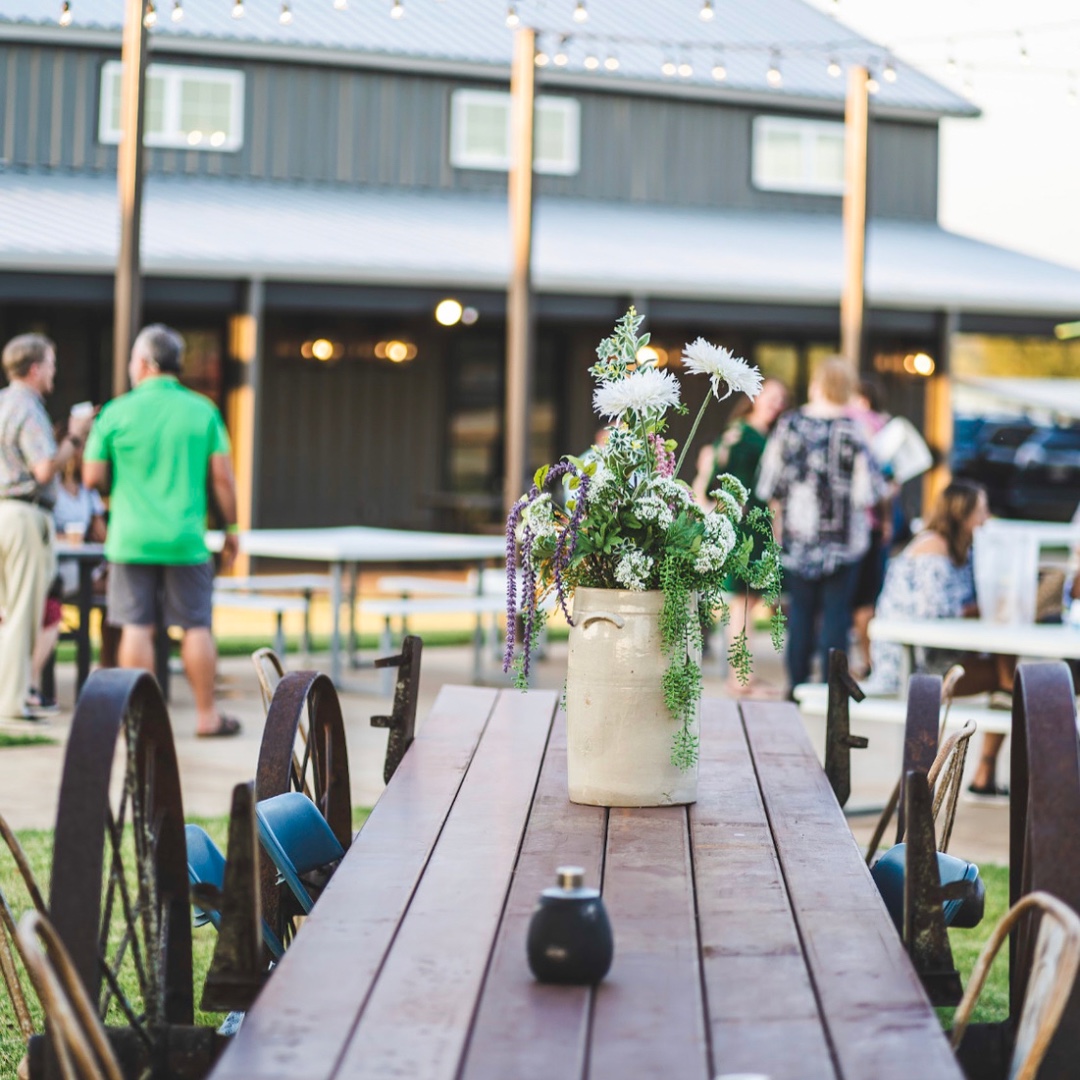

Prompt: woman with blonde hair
xmin=756 ymin=356 xmax=887 ymax=694
xmin=869 ymin=478 xmax=1014 ymax=797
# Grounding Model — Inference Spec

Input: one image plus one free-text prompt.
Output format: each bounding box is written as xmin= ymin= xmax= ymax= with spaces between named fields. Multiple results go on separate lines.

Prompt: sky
xmin=806 ymin=0 xmax=1080 ymax=272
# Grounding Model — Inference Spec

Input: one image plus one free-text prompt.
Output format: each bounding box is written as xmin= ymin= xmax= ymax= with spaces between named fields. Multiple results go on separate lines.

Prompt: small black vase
xmin=526 ymin=866 xmax=614 ymax=984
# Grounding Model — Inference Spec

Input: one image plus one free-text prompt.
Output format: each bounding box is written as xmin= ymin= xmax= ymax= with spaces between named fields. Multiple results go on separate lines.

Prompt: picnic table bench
xmin=209 ymin=689 xmax=963 ymax=1080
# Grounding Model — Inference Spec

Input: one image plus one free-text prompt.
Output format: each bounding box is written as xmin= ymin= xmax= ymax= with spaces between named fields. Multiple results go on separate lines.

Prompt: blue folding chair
xmin=185 ymin=824 xmax=285 ymax=959
xmin=871 ymin=843 xmax=985 ymax=933
xmin=255 ymin=793 xmax=346 ymax=915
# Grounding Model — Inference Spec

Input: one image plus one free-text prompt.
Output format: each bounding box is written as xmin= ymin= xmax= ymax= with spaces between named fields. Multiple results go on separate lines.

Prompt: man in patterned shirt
xmin=0 ymin=334 xmax=94 ymax=719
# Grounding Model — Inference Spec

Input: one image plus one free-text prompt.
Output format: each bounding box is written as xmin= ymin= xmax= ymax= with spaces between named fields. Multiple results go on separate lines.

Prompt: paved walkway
xmin=0 ymin=629 xmax=1009 ymax=864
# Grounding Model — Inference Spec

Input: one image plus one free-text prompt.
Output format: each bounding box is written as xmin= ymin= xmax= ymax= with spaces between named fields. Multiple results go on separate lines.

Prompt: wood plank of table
xmin=588 ymin=804 xmax=710 ymax=1080
xmin=742 ymin=700 xmax=964 ymax=1080
xmin=460 ymin=709 xmax=606 ymax=1080
xmin=334 ymin=688 xmax=558 ymax=1080
xmin=208 ymin=685 xmax=500 ymax=1080
xmin=693 ymin=698 xmax=837 ymax=1080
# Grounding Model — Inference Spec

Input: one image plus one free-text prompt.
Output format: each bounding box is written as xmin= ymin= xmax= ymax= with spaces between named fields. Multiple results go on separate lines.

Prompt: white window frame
xmin=449 ymin=88 xmax=580 ymax=176
xmin=99 ymin=61 xmax=245 ymax=152
xmin=751 ymin=115 xmax=846 ymax=196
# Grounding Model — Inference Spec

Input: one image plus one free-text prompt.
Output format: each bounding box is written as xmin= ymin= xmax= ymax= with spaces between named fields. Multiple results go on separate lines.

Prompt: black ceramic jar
xmin=526 ymin=866 xmax=614 ymax=984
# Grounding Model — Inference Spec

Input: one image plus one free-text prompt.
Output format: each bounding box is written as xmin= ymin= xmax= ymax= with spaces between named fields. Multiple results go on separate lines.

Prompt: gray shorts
xmin=107 ymin=560 xmax=214 ymax=630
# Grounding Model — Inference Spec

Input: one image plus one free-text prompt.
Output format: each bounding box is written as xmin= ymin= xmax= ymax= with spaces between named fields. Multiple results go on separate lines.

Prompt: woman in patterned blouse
xmin=870 ymin=479 xmax=1015 ymax=797
xmin=756 ymin=356 xmax=888 ymax=694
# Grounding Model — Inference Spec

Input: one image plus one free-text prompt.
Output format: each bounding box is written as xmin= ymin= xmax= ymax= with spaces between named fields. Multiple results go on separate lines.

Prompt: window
xmin=752 ymin=116 xmax=846 ymax=196
xmin=450 ymin=89 xmax=580 ymax=175
xmin=99 ymin=61 xmax=244 ymax=152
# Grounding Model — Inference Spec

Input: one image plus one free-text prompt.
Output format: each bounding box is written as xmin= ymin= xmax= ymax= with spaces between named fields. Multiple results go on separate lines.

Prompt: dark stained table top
xmin=209 ymin=687 xmax=964 ymax=1080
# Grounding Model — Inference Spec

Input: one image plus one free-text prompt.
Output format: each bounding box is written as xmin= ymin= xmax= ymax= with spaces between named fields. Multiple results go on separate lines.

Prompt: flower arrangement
xmin=504 ymin=308 xmax=785 ymax=769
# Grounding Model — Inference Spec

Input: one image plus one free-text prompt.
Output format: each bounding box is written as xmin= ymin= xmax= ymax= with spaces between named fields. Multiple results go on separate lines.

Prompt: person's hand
xmin=221 ymin=532 xmax=239 ymax=570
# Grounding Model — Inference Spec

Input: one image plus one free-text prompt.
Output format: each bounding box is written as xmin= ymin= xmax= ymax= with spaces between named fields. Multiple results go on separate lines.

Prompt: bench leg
xmin=274 ymin=612 xmax=286 ymax=658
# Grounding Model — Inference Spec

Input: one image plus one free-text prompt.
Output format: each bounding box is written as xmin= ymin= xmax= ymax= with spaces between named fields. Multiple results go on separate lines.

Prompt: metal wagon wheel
xmin=49 ymin=668 xmax=193 ymax=1058
xmin=255 ymin=671 xmax=352 ymax=945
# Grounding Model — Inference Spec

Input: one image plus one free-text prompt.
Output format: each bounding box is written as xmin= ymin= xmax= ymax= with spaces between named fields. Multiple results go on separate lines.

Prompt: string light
xmin=390 ymin=0 xmax=404 ymax=17
xmin=883 ymin=58 xmax=897 ymax=83
xmin=766 ymin=51 xmax=782 ymax=88
xmin=279 ymin=1 xmax=292 ymax=24
xmin=534 ymin=49 xmax=550 ymax=66
xmin=699 ymin=0 xmax=714 ymax=22
xmin=506 ymin=4 xmax=519 ymax=27
xmin=584 ymin=51 xmax=600 ymax=70
xmin=711 ymin=51 xmax=727 ymax=81
xmin=553 ymin=38 xmax=569 ymax=66
xmin=604 ymin=52 xmax=620 ymax=72
xmin=572 ymin=0 xmax=588 ymax=24
xmin=143 ymin=0 xmax=157 ymax=28
xmin=58 ymin=0 xmax=72 ymax=25
xmin=334 ymin=0 xmax=347 ymax=8
xmin=827 ymin=57 xmax=842 ymax=78
xmin=866 ymin=73 xmax=880 ymax=94
xmin=678 ymin=58 xmax=693 ymax=78
xmin=661 ymin=56 xmax=677 ymax=77
xmin=231 ymin=0 xmax=244 ymax=17
xmin=1017 ymin=32 xmax=1031 ymax=66
xmin=171 ymin=0 xmax=183 ymax=21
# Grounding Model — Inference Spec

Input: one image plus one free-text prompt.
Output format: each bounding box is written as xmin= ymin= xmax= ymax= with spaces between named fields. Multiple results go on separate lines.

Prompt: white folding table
xmin=236 ymin=527 xmax=507 ymax=686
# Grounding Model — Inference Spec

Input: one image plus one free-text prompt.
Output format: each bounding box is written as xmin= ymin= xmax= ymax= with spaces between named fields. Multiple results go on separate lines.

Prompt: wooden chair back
xmin=0 ymin=810 xmax=47 ymax=1041
xmin=951 ymin=891 xmax=1080 ymax=1080
xmin=15 ymin=910 xmax=123 ymax=1080
xmin=865 ymin=667 xmax=973 ymax=863
xmin=252 ymin=647 xmax=286 ymax=714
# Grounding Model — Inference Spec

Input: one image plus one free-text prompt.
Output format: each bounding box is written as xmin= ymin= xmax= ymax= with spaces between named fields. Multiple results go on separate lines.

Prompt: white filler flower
xmin=593 ymin=367 xmax=681 ymax=421
xmin=681 ymin=338 xmax=763 ymax=401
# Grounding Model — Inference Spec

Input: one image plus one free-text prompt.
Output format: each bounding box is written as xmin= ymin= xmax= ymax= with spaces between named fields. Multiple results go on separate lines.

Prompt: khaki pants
xmin=0 ymin=500 xmax=55 ymax=717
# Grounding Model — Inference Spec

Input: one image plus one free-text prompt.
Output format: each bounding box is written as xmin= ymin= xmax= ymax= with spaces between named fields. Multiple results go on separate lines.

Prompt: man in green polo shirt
xmin=84 ymin=324 xmax=241 ymax=737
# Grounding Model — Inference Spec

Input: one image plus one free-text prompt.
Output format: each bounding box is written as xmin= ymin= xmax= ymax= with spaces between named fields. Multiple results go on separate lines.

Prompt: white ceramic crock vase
xmin=565 ymin=587 xmax=700 ymax=807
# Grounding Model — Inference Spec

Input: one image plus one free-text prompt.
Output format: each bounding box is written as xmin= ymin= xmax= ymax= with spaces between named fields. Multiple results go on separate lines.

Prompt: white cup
xmin=70 ymin=401 xmax=95 ymax=421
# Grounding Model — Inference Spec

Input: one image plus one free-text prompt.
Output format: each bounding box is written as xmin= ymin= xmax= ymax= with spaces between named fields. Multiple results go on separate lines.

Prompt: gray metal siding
xmin=0 ymin=43 xmax=937 ymax=221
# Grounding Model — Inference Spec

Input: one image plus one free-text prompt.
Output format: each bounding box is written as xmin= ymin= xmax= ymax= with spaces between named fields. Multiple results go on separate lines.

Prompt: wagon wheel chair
xmin=39 ymin=668 xmax=221 ymax=1078
xmin=254 ymin=671 xmax=352 ymax=946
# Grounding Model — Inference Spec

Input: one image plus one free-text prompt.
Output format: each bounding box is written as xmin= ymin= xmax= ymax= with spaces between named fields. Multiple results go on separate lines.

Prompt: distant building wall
xmin=0 ymin=42 xmax=937 ymax=221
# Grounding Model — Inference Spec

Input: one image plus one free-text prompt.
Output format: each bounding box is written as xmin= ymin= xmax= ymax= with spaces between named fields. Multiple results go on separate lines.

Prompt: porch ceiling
xmin=1 ymin=171 xmax=1079 ymax=318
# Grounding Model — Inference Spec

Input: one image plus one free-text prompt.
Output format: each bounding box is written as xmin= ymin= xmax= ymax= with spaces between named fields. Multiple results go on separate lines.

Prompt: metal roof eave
xmin=0 ymin=21 xmax=980 ymax=121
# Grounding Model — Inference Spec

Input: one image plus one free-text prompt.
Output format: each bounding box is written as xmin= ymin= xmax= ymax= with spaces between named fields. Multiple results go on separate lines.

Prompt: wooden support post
xmin=841 ymin=65 xmax=869 ymax=371
xmin=113 ymin=0 xmax=149 ymax=398
xmin=503 ymin=27 xmax=536 ymax=514
xmin=225 ymin=280 xmax=265 ymax=577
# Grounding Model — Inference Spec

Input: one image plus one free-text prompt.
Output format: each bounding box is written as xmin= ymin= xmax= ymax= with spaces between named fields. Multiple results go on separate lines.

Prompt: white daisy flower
xmin=681 ymin=338 xmax=764 ymax=402
xmin=593 ymin=367 xmax=681 ymax=421
xmin=614 ymin=547 xmax=654 ymax=591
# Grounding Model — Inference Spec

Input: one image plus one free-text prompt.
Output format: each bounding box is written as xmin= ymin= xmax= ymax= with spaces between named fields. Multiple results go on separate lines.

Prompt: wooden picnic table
xmin=209 ymin=688 xmax=963 ymax=1080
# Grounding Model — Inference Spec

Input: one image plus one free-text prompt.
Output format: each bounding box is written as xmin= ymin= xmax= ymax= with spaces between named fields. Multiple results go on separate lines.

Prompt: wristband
xmin=225 ymin=524 xmax=239 ymax=535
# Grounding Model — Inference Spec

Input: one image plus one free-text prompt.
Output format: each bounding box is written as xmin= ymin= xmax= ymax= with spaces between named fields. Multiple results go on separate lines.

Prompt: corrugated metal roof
xmin=0 ymin=0 xmax=977 ymax=117
xmin=0 ymin=171 xmax=1075 ymax=316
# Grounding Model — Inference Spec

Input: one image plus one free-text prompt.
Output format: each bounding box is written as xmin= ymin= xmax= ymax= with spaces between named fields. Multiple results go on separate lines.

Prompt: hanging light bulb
xmin=334 ymin=0 xmax=347 ymax=8
xmin=661 ymin=57 xmax=677 ymax=77
xmin=1018 ymin=32 xmax=1031 ymax=66
xmin=866 ymin=73 xmax=880 ymax=94
xmin=883 ymin=58 xmax=897 ymax=83
xmin=572 ymin=0 xmax=588 ymax=23
xmin=505 ymin=4 xmax=519 ymax=27
xmin=766 ymin=52 xmax=782 ymax=88
xmin=678 ymin=60 xmax=694 ymax=77
xmin=390 ymin=0 xmax=404 ymax=17
xmin=58 ymin=0 xmax=72 ymax=25
xmin=699 ymin=0 xmax=714 ymax=21
xmin=604 ymin=52 xmax=620 ymax=72
xmin=583 ymin=52 xmax=599 ymax=70
xmin=143 ymin=0 xmax=157 ymax=27
xmin=171 ymin=0 xmax=183 ymax=21
xmin=553 ymin=38 xmax=569 ymax=66
xmin=231 ymin=0 xmax=244 ymax=17
xmin=279 ymin=1 xmax=292 ymax=23
xmin=827 ymin=57 xmax=842 ymax=78
xmin=711 ymin=52 xmax=727 ymax=81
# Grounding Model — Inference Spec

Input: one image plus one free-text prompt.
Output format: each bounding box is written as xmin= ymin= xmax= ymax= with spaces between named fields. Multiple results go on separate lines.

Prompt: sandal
xmin=197 ymin=714 xmax=242 ymax=738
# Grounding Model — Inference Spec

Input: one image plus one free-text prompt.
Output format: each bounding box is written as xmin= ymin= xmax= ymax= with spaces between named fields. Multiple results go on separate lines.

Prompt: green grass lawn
xmin=0 ymin=808 xmax=370 ymax=1077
